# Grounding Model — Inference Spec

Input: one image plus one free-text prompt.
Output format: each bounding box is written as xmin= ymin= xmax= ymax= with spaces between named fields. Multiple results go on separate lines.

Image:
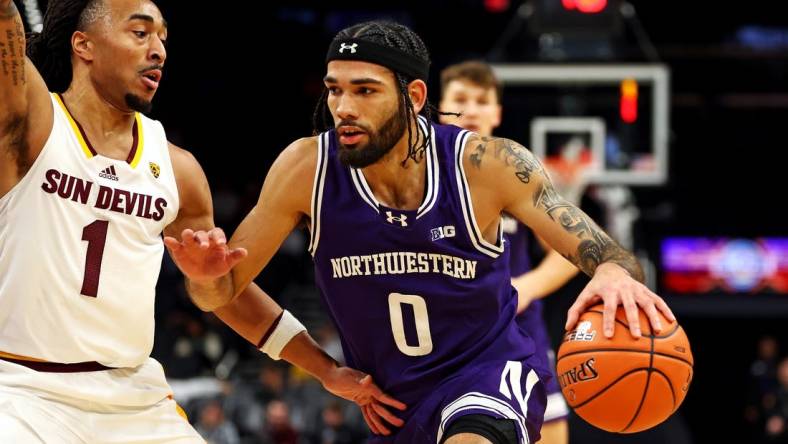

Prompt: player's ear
xmin=407 ymin=79 xmax=427 ymax=114
xmin=72 ymin=31 xmax=95 ymax=62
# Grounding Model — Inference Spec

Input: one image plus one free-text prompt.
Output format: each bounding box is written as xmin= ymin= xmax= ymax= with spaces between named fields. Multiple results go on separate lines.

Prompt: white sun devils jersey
xmin=0 ymin=93 xmax=179 ymax=368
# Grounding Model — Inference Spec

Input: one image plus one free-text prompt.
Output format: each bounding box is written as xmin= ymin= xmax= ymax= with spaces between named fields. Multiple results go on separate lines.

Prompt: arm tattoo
xmin=469 ymin=142 xmax=486 ymax=168
xmin=0 ymin=10 xmax=29 ymax=172
xmin=533 ymin=180 xmax=645 ymax=282
xmin=1 ymin=15 xmax=25 ymax=86
xmin=491 ymin=138 xmax=545 ymax=184
xmin=466 ymin=134 xmax=643 ymax=281
xmin=468 ymin=136 xmax=493 ymax=168
xmin=467 ymin=136 xmax=546 ymax=184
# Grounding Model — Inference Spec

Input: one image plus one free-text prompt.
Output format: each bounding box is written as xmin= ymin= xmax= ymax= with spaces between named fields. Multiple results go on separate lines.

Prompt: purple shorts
xmin=370 ymin=358 xmax=547 ymax=443
xmin=516 ymin=301 xmax=570 ymax=423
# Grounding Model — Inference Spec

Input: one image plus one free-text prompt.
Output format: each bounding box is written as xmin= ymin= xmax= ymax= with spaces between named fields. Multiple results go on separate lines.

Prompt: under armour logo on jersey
xmin=430 ymin=225 xmax=456 ymax=241
xmin=98 ymin=165 xmax=119 ymax=181
xmin=385 ymin=211 xmax=408 ymax=227
xmin=339 ymin=43 xmax=358 ymax=54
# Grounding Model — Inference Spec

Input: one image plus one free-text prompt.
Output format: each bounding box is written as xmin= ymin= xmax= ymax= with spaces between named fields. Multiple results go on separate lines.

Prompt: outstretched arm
xmin=163 ymin=139 xmax=405 ymax=434
xmin=0 ymin=1 xmax=53 ymax=197
xmin=463 ymin=135 xmax=673 ymax=338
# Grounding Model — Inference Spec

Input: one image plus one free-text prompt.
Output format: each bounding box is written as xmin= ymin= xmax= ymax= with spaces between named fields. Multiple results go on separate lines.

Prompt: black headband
xmin=325 ymin=38 xmax=430 ymax=81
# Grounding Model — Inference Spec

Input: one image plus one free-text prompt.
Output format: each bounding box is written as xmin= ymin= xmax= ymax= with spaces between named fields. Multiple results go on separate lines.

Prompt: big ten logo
xmin=430 ymin=225 xmax=456 ymax=241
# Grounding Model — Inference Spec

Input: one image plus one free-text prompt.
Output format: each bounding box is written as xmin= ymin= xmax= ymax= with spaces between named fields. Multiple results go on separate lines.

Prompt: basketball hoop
xmin=543 ymin=146 xmax=595 ymax=205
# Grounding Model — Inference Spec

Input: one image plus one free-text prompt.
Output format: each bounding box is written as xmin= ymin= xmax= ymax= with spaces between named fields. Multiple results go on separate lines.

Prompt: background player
xmin=439 ymin=60 xmax=579 ymax=444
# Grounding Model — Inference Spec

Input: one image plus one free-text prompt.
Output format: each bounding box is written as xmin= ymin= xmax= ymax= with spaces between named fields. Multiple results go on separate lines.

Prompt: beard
xmin=337 ymin=108 xmax=407 ymax=169
xmin=125 ymin=93 xmax=153 ymax=114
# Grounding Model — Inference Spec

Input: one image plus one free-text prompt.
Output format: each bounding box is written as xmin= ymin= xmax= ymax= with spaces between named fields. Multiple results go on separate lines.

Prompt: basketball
xmin=556 ymin=304 xmax=693 ymax=433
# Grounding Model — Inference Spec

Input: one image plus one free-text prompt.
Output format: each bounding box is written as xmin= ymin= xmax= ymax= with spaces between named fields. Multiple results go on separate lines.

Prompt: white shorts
xmin=0 ymin=357 xmax=203 ymax=443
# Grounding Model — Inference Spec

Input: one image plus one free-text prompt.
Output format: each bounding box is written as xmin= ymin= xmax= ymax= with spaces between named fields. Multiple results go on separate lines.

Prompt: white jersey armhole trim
xmin=416 ymin=116 xmax=439 ymax=219
xmin=454 ymin=130 xmax=505 ymax=258
xmin=308 ymin=133 xmax=329 ymax=256
xmin=144 ymin=118 xmax=180 ymax=227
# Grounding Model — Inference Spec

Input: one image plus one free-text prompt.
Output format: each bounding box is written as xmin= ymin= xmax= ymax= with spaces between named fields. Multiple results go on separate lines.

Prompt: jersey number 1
xmin=81 ymin=220 xmax=109 ymax=297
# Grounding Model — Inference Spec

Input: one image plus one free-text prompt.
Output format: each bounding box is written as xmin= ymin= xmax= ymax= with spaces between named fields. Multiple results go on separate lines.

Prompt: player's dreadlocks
xmin=26 ymin=0 xmax=108 ymax=92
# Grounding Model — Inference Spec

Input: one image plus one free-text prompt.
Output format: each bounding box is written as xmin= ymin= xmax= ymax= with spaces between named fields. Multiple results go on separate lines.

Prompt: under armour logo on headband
xmin=326 ymin=38 xmax=430 ymax=81
xmin=339 ymin=43 xmax=358 ymax=54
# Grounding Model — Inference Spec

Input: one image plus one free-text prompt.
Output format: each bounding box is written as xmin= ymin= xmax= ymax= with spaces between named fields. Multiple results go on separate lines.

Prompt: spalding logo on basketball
xmin=556 ymin=304 xmax=693 ymax=433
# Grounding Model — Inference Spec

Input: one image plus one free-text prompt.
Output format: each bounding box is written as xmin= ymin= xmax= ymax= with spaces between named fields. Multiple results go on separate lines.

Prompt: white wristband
xmin=259 ymin=310 xmax=306 ymax=360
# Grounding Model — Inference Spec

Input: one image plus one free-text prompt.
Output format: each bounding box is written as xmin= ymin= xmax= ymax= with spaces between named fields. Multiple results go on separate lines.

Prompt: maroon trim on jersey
xmin=56 ymin=93 xmax=98 ymax=156
xmin=126 ymin=118 xmax=140 ymax=164
xmin=0 ymin=356 xmax=114 ymax=372
xmin=57 ymin=93 xmax=141 ymax=164
xmin=257 ymin=311 xmax=285 ymax=349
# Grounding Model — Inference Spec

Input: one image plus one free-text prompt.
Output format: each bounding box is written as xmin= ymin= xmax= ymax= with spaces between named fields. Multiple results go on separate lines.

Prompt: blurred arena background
xmin=14 ymin=0 xmax=788 ymax=442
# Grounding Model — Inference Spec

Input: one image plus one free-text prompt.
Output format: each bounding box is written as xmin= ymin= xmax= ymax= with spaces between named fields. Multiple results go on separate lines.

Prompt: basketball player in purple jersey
xmin=0 ymin=1 xmax=399 ymax=440
xmin=439 ymin=60 xmax=580 ymax=444
xmin=166 ymin=21 xmax=675 ymax=444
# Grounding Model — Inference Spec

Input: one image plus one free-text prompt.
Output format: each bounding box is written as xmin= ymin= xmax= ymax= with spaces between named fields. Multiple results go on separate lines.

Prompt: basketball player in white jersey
xmin=0 ymin=1 xmax=403 ymax=442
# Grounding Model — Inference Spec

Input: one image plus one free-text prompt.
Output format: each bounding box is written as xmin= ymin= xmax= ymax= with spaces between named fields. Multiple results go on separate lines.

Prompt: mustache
xmin=336 ymin=120 xmax=371 ymax=132
xmin=139 ymin=64 xmax=164 ymax=74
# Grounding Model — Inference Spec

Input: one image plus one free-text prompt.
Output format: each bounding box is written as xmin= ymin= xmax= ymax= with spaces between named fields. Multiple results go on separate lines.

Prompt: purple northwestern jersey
xmin=504 ymin=217 xmax=570 ymax=422
xmin=308 ymin=118 xmax=548 ymax=443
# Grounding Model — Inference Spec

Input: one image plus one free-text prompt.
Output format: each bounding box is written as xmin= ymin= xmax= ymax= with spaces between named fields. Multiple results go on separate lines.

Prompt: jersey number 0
xmin=388 ymin=293 xmax=434 ymax=356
